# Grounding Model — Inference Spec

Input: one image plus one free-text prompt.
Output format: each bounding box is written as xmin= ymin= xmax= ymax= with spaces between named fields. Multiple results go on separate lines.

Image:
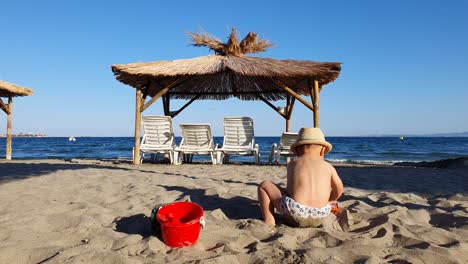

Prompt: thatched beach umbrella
xmin=0 ymin=80 xmax=34 ymax=160
xmin=112 ymin=29 xmax=341 ymax=164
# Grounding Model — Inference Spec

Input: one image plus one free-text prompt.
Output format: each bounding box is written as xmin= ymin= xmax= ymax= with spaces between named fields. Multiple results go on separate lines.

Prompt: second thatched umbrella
xmin=112 ymin=29 xmax=341 ymax=164
xmin=0 ymin=80 xmax=34 ymax=160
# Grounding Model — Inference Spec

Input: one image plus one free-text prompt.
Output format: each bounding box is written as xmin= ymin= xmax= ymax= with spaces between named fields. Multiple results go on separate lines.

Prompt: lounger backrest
xmin=179 ymin=124 xmax=213 ymax=149
xmin=279 ymin=132 xmax=298 ymax=150
xmin=141 ymin=115 xmax=174 ymax=147
xmin=223 ymin=117 xmax=255 ymax=149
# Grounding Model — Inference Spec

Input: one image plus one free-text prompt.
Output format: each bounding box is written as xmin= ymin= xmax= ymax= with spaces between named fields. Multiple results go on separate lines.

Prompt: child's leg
xmin=257 ymin=180 xmax=283 ymax=226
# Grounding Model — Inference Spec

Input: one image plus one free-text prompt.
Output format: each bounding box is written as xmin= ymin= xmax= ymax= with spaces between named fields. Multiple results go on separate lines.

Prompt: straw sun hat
xmin=290 ymin=128 xmax=333 ymax=155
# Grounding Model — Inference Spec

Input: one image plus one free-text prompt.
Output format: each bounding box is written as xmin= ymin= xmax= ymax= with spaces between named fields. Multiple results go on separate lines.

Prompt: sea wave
xmin=326 ymin=158 xmax=401 ymax=165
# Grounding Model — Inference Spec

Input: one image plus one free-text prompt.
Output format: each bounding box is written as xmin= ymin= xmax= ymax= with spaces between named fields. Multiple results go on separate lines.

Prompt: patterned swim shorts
xmin=280 ymin=196 xmax=331 ymax=227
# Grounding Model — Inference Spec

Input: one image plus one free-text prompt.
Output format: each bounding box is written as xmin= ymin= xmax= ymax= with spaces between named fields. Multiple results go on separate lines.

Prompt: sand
xmin=0 ymin=159 xmax=466 ymax=264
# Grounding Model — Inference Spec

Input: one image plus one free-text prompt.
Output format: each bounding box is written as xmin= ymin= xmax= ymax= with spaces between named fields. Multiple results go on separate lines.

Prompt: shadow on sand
xmin=0 ymin=161 xmax=132 ymax=184
xmin=113 ymin=214 xmax=154 ymax=238
xmin=157 ymin=185 xmax=260 ymax=220
xmin=337 ymin=166 xmax=467 ymax=196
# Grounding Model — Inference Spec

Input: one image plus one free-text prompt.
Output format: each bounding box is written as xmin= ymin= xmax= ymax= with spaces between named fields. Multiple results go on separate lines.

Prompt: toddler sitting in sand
xmin=258 ymin=128 xmax=344 ymax=227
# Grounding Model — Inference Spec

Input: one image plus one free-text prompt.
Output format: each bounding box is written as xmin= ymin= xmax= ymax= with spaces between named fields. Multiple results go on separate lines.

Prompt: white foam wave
xmin=326 ymin=158 xmax=402 ymax=165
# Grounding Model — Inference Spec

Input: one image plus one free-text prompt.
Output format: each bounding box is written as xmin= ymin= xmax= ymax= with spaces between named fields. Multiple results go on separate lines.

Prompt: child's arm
xmin=329 ymin=167 xmax=344 ymax=201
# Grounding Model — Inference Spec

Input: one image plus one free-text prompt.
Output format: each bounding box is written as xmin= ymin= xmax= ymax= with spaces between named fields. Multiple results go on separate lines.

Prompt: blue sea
xmin=1 ymin=137 xmax=467 ymax=165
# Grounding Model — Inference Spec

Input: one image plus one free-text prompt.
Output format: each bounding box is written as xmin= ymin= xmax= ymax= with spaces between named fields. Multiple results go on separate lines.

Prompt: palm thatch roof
xmin=112 ymin=29 xmax=341 ymax=101
xmin=0 ymin=80 xmax=34 ymax=97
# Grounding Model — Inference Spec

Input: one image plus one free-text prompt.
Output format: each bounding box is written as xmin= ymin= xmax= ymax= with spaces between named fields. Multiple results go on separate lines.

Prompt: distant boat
xmin=69 ymin=137 xmax=76 ymax=142
xmin=400 ymin=136 xmax=404 ymax=140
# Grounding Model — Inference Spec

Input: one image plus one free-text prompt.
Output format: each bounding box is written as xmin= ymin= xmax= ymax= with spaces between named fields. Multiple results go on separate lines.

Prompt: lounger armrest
xmin=268 ymin=143 xmax=277 ymax=164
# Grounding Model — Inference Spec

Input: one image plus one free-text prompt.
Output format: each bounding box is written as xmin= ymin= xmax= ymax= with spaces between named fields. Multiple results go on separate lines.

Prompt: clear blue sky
xmin=1 ymin=0 xmax=467 ymax=136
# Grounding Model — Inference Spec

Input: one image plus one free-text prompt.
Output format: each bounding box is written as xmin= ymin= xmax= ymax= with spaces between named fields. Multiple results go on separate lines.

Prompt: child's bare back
xmin=287 ymin=155 xmax=335 ymax=208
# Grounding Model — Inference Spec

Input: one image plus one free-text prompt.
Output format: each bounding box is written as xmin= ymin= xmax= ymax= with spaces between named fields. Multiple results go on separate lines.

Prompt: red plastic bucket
xmin=156 ymin=202 xmax=204 ymax=247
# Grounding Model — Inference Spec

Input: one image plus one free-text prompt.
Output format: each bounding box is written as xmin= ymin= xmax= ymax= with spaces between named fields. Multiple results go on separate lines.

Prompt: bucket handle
xmin=200 ymin=217 xmax=206 ymax=229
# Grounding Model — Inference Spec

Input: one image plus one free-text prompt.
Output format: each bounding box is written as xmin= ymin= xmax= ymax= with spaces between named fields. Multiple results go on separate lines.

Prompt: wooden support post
xmin=166 ymin=96 xmax=170 ymax=116
xmin=309 ymin=84 xmax=315 ymax=126
xmin=313 ymin=80 xmax=320 ymax=128
xmin=141 ymin=81 xmax=150 ymax=100
xmin=162 ymin=95 xmax=170 ymax=116
xmin=161 ymin=96 xmax=165 ymax=115
xmin=273 ymin=80 xmax=315 ymax=112
xmin=308 ymin=79 xmax=315 ymax=106
xmin=133 ymin=89 xmax=142 ymax=165
xmin=285 ymin=95 xmax=291 ymax=132
xmin=287 ymin=98 xmax=296 ymax=120
xmin=6 ymin=96 xmax=12 ymax=160
xmin=286 ymin=97 xmax=296 ymax=132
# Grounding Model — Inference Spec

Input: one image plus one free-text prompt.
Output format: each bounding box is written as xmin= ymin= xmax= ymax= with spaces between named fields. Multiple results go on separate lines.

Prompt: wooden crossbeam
xmin=0 ymin=98 xmax=10 ymax=115
xmin=167 ymin=91 xmax=282 ymax=95
xmin=256 ymin=94 xmax=287 ymax=119
xmin=141 ymin=76 xmax=189 ymax=112
xmin=273 ymin=80 xmax=314 ymax=112
xmin=170 ymin=94 xmax=201 ymax=118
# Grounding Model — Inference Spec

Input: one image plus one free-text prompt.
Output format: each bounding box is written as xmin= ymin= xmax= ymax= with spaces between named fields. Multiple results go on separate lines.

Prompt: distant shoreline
xmin=0 ymin=133 xmax=47 ymax=137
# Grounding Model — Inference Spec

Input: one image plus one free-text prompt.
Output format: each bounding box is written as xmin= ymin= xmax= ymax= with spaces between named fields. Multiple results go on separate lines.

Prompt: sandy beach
xmin=0 ymin=159 xmax=466 ymax=264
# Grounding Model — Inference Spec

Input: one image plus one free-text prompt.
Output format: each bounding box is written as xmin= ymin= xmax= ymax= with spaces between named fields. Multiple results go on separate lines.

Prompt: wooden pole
xmin=308 ymin=79 xmax=315 ymax=106
xmin=285 ymin=95 xmax=291 ymax=132
xmin=286 ymin=97 xmax=295 ymax=132
xmin=162 ymin=95 xmax=169 ymax=116
xmin=308 ymin=80 xmax=315 ymax=126
xmin=313 ymin=80 xmax=320 ymax=128
xmin=287 ymin=98 xmax=296 ymax=120
xmin=141 ymin=81 xmax=151 ymax=101
xmin=133 ymin=89 xmax=142 ymax=164
xmin=166 ymin=96 xmax=170 ymax=116
xmin=6 ymin=96 xmax=12 ymax=160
